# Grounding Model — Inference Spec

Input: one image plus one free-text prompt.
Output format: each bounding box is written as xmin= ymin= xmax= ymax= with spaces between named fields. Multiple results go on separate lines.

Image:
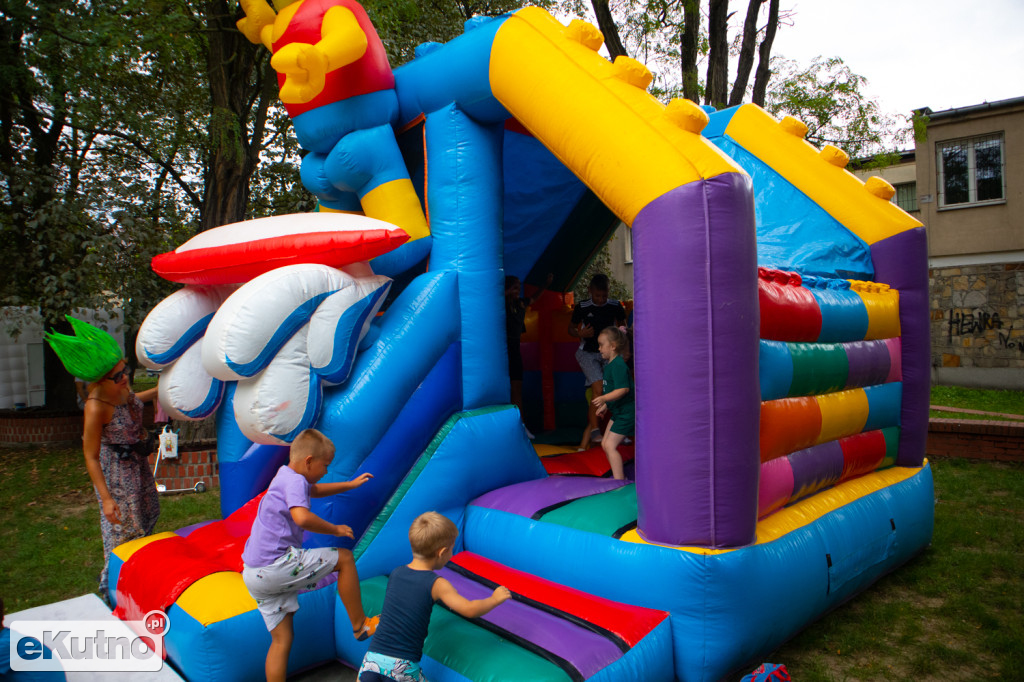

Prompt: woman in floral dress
xmin=81 ymin=359 xmax=161 ymax=598
xmin=45 ymin=317 xmax=161 ymax=600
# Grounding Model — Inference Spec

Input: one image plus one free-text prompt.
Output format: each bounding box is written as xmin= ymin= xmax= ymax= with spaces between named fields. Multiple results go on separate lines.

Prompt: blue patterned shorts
xmin=358 ymin=651 xmax=428 ymax=682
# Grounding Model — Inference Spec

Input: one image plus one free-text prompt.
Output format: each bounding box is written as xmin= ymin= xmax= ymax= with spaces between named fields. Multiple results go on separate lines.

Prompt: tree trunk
xmin=729 ymin=0 xmax=763 ymax=106
xmin=680 ymin=0 xmax=701 ymax=103
xmin=750 ymin=0 xmax=779 ymax=107
xmin=200 ymin=0 xmax=274 ymax=230
xmin=590 ymin=0 xmax=628 ymax=61
xmin=704 ymin=0 xmax=729 ymax=109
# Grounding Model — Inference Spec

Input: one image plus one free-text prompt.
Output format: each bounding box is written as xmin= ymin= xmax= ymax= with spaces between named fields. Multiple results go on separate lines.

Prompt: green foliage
xmin=765 ymin=56 xmax=908 ymax=159
xmin=364 ymin=0 xmax=551 ymax=66
xmin=912 ymin=109 xmax=930 ymax=143
xmin=572 ymin=240 xmax=631 ymax=302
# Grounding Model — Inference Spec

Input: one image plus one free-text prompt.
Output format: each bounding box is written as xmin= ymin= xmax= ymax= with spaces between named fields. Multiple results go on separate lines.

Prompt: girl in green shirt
xmin=591 ymin=327 xmax=634 ymax=480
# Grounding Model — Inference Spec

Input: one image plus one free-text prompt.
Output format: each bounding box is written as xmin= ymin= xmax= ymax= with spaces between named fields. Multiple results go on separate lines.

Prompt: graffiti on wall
xmin=947 ymin=309 xmax=1003 ymax=341
xmin=946 ymin=308 xmax=1022 ymax=354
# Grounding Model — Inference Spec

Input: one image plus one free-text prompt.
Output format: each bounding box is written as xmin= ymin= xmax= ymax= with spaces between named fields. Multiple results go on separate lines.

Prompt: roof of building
xmin=915 ymin=95 xmax=1024 ymax=121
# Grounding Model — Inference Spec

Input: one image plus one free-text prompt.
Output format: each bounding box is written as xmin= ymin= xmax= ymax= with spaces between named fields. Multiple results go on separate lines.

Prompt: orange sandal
xmin=353 ymin=615 xmax=379 ymax=641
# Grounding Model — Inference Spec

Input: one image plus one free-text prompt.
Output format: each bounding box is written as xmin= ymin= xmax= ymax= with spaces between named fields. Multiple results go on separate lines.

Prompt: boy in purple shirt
xmin=242 ymin=429 xmax=376 ymax=682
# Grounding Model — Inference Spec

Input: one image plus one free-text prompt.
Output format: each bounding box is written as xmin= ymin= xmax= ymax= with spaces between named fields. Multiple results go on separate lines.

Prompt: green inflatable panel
xmin=881 ymin=426 xmax=900 ymax=469
xmin=787 ymin=342 xmax=849 ymax=397
xmin=359 ymin=576 xmax=571 ymax=682
xmin=539 ymin=484 xmax=638 ymax=536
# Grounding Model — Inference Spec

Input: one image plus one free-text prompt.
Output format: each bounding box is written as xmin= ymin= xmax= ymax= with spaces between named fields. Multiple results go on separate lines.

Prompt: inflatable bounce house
xmin=107 ymin=4 xmax=933 ymax=680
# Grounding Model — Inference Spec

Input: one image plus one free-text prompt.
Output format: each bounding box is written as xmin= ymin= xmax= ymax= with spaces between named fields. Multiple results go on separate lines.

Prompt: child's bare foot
xmin=353 ymin=615 xmax=379 ymax=641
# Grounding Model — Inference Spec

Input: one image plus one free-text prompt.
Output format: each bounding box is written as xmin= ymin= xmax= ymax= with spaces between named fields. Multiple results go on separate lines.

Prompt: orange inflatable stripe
xmin=759 ymin=397 xmax=821 ymax=462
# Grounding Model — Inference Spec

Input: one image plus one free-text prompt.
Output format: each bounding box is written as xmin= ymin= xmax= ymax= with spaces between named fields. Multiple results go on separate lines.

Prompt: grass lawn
xmin=0 ymin=445 xmax=221 ymax=613
xmin=930 ymin=385 xmax=1024 ymax=422
xmin=770 ymin=458 xmax=1024 ymax=680
xmin=1 ymin=447 xmax=1021 ymax=680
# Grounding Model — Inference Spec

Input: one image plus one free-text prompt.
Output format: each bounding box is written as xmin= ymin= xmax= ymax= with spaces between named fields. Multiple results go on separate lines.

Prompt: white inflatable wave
xmin=136 ymin=285 xmax=237 ymax=368
xmin=158 ymin=341 xmax=226 ymax=421
xmin=139 ymin=264 xmax=390 ymax=441
xmin=202 ymin=263 xmax=390 ymax=382
xmin=137 ymin=285 xmax=236 ymax=420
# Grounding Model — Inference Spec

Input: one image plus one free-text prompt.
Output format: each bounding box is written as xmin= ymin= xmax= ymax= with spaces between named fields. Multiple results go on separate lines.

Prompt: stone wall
xmin=929 ymin=263 xmax=1024 ymax=371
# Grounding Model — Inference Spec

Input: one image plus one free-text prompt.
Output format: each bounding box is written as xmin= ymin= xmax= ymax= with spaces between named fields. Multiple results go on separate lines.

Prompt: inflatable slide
xmin=108 ymin=5 xmax=932 ymax=681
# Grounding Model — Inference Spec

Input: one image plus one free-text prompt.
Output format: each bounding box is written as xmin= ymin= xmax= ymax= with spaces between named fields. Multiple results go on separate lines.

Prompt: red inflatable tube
xmin=758 ymin=267 xmax=822 ymax=342
xmin=450 ymin=551 xmax=667 ymax=648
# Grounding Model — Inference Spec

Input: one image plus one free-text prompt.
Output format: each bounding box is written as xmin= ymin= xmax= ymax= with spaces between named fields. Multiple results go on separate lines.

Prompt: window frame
xmin=892 ymin=181 xmax=919 ymax=212
xmin=936 ymin=132 xmax=1006 ymax=210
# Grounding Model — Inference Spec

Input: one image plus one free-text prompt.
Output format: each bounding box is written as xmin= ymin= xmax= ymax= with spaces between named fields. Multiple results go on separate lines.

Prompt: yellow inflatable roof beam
xmin=490 ymin=7 xmax=742 ymax=226
xmin=723 ymin=104 xmax=923 ymax=245
xmin=175 ymin=571 xmax=258 ymax=626
xmin=849 ymin=280 xmax=901 ymax=339
xmin=621 ymin=464 xmax=925 ymax=554
xmin=111 ymin=532 xmax=178 ymax=562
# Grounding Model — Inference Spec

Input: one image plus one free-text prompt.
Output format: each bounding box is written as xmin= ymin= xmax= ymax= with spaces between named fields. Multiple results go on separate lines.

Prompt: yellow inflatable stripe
xmin=723 ymin=105 xmax=922 ymax=245
xmin=815 ymin=388 xmax=869 ymax=444
xmin=849 ymin=281 xmax=901 ymax=339
xmin=490 ymin=7 xmax=741 ymax=226
xmin=361 ymin=179 xmax=429 ymax=241
xmin=534 ymin=444 xmax=577 ymax=457
xmin=620 ymin=465 xmax=924 ymax=554
xmin=175 ymin=571 xmax=258 ymax=626
xmin=112 ymin=532 xmax=178 ymax=562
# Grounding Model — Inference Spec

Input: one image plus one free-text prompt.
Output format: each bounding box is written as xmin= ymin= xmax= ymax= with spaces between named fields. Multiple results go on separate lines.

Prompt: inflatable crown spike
xmin=43 ymin=315 xmax=123 ymax=383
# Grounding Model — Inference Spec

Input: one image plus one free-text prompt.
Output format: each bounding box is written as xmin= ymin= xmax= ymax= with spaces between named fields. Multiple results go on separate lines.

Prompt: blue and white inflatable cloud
xmin=139 ymin=263 xmax=390 ymax=443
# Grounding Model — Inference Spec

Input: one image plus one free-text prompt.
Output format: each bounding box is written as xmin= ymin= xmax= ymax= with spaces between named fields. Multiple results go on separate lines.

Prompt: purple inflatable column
xmin=633 ymin=173 xmax=760 ymax=548
xmin=870 ymin=226 xmax=930 ymax=467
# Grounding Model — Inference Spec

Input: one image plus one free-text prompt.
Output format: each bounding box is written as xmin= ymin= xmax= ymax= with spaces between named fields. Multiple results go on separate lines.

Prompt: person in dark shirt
xmin=568 ymin=274 xmax=626 ymax=450
xmin=358 ymin=512 xmax=510 ymax=681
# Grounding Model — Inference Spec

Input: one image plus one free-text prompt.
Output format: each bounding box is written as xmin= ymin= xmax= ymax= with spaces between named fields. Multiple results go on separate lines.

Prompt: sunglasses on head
xmin=106 ymin=367 xmax=129 ymax=383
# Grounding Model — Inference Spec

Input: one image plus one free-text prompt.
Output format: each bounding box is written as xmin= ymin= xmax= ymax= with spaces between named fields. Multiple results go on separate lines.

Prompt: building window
xmin=893 ymin=182 xmax=918 ymax=212
xmin=623 ymin=224 xmax=632 ymax=264
xmin=937 ymin=133 xmax=1005 ymax=208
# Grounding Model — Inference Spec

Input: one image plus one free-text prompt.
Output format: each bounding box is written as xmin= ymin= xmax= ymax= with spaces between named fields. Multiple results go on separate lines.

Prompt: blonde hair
xmin=409 ymin=512 xmax=458 ymax=558
xmin=289 ymin=429 xmax=335 ymax=463
xmin=599 ymin=326 xmax=629 ymax=354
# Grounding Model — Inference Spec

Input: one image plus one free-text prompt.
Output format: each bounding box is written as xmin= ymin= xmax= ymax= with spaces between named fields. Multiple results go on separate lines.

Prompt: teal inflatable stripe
xmin=787 ymin=342 xmax=849 ymax=397
xmin=353 ymin=405 xmax=511 ymax=561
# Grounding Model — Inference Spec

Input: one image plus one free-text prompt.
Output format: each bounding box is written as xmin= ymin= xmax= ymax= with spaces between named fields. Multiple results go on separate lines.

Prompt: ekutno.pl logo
xmin=9 ymin=609 xmax=169 ymax=673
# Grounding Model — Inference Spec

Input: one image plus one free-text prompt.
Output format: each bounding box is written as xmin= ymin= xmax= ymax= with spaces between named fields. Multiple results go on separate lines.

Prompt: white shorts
xmin=242 ymin=546 xmax=339 ymax=631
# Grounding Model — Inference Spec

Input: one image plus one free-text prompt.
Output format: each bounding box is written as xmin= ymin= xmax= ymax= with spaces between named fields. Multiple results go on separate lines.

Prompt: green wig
xmin=43 ymin=316 xmax=123 ymax=383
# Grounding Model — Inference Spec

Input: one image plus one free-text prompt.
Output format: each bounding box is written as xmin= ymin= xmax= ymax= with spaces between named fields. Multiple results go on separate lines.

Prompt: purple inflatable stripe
xmin=633 ymin=174 xmax=760 ymax=547
xmin=844 ymin=340 xmax=892 ymax=388
xmin=174 ymin=520 xmax=215 ymax=538
xmin=437 ymin=567 xmax=622 ymax=679
xmin=885 ymin=337 xmax=903 ymax=383
xmin=788 ymin=441 xmax=844 ymax=501
xmin=871 ymin=227 xmax=929 ymax=467
xmin=470 ymin=477 xmax=628 ymax=518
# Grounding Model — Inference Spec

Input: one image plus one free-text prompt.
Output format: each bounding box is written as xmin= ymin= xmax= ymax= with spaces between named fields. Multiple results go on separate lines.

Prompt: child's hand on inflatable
xmin=334 ymin=524 xmax=355 ymax=539
xmin=492 ymin=586 xmax=512 ymax=604
xmin=349 ymin=472 xmax=374 ymax=488
xmin=272 ymin=43 xmax=329 ymax=103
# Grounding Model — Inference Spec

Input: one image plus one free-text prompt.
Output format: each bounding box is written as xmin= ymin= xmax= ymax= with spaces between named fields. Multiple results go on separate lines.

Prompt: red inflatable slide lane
xmin=450 ymin=551 xmax=667 ymax=647
xmin=541 ymin=445 xmax=635 ymax=476
xmin=113 ymin=493 xmax=265 ymax=623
